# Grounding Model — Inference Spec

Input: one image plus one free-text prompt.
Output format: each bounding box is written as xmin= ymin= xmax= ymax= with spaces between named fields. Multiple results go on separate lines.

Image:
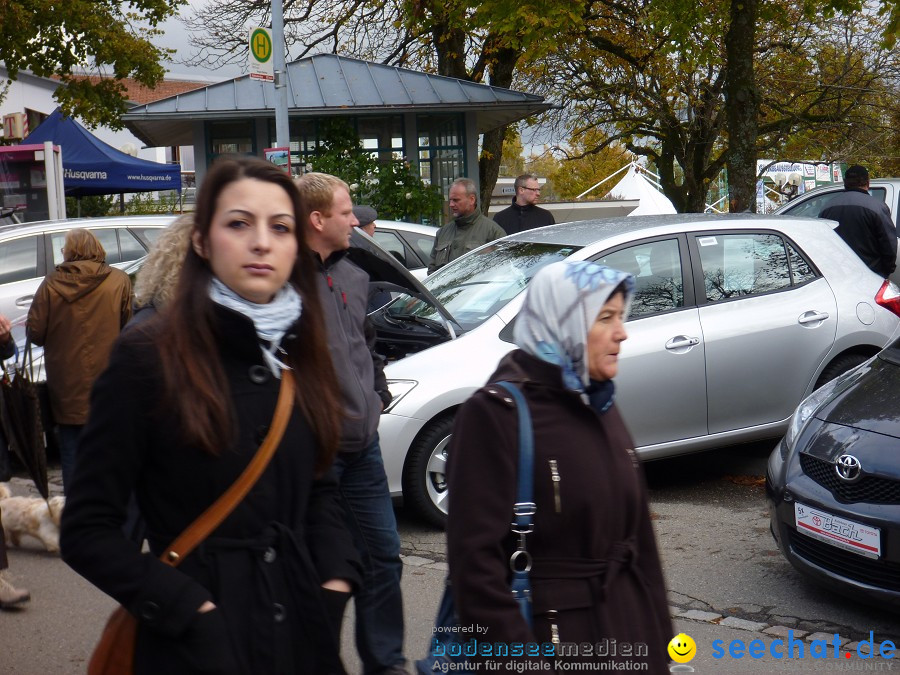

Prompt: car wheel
xmin=814 ymin=353 xmax=869 ymax=389
xmin=402 ymin=415 xmax=454 ymax=528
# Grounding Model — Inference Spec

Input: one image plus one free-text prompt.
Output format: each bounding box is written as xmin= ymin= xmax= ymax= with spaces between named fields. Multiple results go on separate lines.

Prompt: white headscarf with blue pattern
xmin=513 ymin=261 xmax=634 ymax=392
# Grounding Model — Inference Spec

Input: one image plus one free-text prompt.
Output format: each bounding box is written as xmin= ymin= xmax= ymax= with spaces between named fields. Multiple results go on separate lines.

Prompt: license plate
xmin=794 ymin=502 xmax=881 ymax=559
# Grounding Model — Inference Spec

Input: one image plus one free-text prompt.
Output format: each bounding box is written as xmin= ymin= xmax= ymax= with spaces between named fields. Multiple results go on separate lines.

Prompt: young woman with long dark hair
xmin=61 ymin=156 xmax=360 ymax=674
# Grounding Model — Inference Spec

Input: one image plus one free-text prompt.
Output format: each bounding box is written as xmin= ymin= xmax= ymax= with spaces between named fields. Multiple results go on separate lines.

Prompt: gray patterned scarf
xmin=209 ymin=276 xmax=302 ymax=378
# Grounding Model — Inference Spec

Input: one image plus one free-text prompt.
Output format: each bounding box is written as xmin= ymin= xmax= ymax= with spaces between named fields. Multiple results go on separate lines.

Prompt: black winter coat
xmin=61 ymin=304 xmax=362 ymax=674
xmin=820 ymin=188 xmax=897 ymax=278
xmin=492 ymin=200 xmax=556 ymax=235
xmin=447 ymin=350 xmax=672 ymax=673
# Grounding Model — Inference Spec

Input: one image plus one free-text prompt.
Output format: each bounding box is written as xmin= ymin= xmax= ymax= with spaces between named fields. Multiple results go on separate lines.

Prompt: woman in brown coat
xmin=27 ymin=228 xmax=132 ymax=490
xmin=446 ymin=260 xmax=672 ymax=673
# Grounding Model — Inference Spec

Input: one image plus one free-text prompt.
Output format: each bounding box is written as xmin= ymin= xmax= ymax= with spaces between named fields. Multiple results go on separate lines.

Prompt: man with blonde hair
xmin=428 ymin=177 xmax=505 ymax=273
xmin=296 ymin=172 xmax=407 ymax=674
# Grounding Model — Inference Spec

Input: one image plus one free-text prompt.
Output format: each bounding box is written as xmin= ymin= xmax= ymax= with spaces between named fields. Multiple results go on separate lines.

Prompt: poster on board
xmin=264 ymin=147 xmax=291 ymax=174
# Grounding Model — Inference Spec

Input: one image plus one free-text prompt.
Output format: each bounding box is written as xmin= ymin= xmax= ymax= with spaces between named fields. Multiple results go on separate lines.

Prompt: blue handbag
xmin=415 ymin=381 xmax=535 ymax=674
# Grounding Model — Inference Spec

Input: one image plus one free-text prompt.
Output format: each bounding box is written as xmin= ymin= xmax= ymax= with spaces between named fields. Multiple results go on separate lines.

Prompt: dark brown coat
xmin=27 ymin=260 xmax=132 ymax=424
xmin=446 ymin=350 xmax=672 ymax=673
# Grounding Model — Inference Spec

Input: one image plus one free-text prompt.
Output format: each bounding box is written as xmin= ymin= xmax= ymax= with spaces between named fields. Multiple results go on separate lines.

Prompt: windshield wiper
xmin=387 ymin=313 xmax=450 ymax=335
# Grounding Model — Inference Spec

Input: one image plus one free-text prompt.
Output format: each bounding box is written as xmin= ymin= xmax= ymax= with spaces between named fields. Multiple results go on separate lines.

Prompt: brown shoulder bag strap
xmin=161 ymin=369 xmax=295 ymax=567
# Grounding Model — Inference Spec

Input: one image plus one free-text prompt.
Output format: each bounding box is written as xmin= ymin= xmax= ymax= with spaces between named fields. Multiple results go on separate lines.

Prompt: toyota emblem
xmin=835 ymin=455 xmax=862 ymax=483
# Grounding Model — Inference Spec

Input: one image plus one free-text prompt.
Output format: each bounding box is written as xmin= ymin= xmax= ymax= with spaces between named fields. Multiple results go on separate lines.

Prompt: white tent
xmin=604 ymin=165 xmax=676 ymax=215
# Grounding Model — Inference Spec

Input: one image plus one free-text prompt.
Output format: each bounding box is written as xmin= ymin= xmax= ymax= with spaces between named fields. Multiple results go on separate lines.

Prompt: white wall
xmin=0 ymin=68 xmax=190 ymax=167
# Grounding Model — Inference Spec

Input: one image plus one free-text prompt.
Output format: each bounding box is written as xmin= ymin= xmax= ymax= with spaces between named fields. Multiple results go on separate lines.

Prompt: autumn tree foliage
xmin=530 ymin=0 xmax=899 ymax=212
xmin=1 ymin=0 xmax=184 ymax=128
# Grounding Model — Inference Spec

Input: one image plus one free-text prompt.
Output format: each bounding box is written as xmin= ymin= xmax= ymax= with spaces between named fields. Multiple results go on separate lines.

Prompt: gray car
xmin=371 ymin=214 xmax=900 ymax=525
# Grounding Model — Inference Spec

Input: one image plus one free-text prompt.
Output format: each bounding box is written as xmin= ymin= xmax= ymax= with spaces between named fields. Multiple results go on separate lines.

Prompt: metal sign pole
xmin=272 ymin=0 xmax=290 ymax=150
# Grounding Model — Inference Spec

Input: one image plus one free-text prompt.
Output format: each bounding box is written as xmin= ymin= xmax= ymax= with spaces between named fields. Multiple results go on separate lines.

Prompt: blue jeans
xmin=332 ymin=435 xmax=405 ymax=673
xmin=57 ymin=424 xmax=82 ymax=493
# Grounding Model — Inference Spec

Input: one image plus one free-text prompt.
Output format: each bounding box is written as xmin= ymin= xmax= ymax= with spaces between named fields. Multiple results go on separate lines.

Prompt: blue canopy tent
xmin=22 ymin=108 xmax=181 ymax=199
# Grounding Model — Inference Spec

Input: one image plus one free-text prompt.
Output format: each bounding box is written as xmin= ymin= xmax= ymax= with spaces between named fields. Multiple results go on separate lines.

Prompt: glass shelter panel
xmin=209 ymin=121 xmax=254 ymax=159
xmin=417 ymin=114 xmax=465 ymax=194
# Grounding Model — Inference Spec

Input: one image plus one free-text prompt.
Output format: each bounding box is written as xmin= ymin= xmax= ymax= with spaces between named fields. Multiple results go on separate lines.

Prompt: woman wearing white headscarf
xmin=446 ymin=260 xmax=672 ymax=672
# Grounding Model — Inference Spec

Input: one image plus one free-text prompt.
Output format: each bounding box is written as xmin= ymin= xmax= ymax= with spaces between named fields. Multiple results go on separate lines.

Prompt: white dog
xmin=0 ymin=483 xmax=65 ymax=554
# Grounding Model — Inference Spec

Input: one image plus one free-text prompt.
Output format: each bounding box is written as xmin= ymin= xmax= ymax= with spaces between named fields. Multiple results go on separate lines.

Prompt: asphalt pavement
xmin=3 ymin=443 xmax=900 ymax=674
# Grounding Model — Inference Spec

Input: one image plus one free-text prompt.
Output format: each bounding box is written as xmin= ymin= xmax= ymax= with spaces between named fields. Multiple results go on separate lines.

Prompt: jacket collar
xmin=313 ymin=248 xmax=349 ymax=271
xmin=490 ymin=349 xmax=570 ymax=392
xmin=454 ymin=211 xmax=480 ymax=228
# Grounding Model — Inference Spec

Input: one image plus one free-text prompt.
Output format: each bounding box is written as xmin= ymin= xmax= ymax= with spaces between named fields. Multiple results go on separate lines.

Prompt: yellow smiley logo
xmin=667 ymin=633 xmax=697 ymax=663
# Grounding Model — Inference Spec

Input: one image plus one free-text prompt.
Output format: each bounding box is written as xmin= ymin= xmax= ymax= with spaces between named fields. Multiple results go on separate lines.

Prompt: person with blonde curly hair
xmin=130 ymin=214 xmax=194 ymax=325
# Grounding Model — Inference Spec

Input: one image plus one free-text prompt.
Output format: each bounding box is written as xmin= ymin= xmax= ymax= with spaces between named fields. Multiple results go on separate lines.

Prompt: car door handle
xmin=15 ymin=295 xmax=33 ymax=307
xmin=665 ymin=335 xmax=700 ymax=350
xmin=798 ymin=311 xmax=829 ymax=325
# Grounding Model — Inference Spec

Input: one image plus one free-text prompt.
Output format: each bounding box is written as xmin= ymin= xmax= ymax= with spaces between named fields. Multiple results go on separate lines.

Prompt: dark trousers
xmin=332 ymin=435 xmax=405 ymax=673
xmin=57 ymin=424 xmax=83 ymax=493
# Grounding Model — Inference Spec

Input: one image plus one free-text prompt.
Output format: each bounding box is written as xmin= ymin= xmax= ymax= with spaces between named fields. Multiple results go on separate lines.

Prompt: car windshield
xmin=385 ymin=241 xmax=581 ymax=331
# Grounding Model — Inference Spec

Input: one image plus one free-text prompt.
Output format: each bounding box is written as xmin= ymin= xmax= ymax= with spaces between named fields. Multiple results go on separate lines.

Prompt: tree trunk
xmin=725 ymin=0 xmax=759 ymax=213
xmin=477 ymin=46 xmax=519 ymax=214
xmin=479 ymin=126 xmax=506 ymax=214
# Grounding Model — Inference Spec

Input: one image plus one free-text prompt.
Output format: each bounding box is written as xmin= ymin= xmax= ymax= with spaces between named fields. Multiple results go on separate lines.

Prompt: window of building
xmin=417 ymin=114 xmax=466 ymax=194
xmin=267 ymin=116 xmax=405 ymax=177
xmin=208 ymin=120 xmax=254 ymax=160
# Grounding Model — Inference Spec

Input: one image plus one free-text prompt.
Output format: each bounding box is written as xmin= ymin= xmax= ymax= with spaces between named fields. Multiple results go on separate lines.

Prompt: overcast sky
xmin=154 ymin=3 xmax=243 ymax=81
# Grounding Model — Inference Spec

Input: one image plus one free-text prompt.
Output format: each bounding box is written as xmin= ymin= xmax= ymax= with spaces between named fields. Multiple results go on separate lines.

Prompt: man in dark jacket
xmin=428 ymin=178 xmax=506 ymax=274
xmin=492 ymin=173 xmax=556 ymax=235
xmin=297 ymin=172 xmax=406 ymax=675
xmin=819 ymin=165 xmax=897 ymax=279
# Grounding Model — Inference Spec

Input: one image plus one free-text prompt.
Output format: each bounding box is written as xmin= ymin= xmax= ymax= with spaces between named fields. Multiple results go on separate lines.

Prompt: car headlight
xmin=383 ymin=379 xmax=418 ymax=413
xmin=783 ymin=369 xmax=857 ymax=454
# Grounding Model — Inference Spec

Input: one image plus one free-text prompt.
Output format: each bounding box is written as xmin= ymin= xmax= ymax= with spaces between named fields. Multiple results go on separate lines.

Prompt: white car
xmin=0 ymin=214 xmax=176 ymax=337
xmin=370 ymin=220 xmax=436 ymax=280
xmin=371 ymin=215 xmax=900 ymax=526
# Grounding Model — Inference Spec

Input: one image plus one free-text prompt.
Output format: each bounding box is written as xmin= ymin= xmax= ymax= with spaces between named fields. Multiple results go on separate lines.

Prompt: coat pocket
xmin=433 ymin=244 xmax=451 ymax=268
xmin=531 ymin=579 xmax=594 ymax=650
xmin=136 ymin=609 xmax=238 ymax=675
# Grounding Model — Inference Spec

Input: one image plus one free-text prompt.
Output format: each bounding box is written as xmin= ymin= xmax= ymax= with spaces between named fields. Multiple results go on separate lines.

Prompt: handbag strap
xmin=18 ymin=338 xmax=34 ymax=380
xmin=496 ymin=382 xmax=535 ymax=532
xmin=160 ymin=369 xmax=295 ymax=567
xmin=496 ymin=381 xmax=534 ymax=627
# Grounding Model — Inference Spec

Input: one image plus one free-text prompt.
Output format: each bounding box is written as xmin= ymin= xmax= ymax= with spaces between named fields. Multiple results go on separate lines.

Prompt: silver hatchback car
xmin=371 ymin=214 xmax=900 ymax=525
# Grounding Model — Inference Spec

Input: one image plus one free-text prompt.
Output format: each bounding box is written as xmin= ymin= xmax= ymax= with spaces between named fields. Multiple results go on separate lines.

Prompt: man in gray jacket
xmin=297 ymin=173 xmax=406 ymax=675
xmin=428 ymin=178 xmax=506 ymax=274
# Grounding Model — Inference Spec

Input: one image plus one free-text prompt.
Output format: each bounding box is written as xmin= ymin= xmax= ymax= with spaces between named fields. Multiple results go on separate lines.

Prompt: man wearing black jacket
xmin=819 ymin=165 xmax=897 ymax=279
xmin=493 ymin=173 xmax=556 ymax=235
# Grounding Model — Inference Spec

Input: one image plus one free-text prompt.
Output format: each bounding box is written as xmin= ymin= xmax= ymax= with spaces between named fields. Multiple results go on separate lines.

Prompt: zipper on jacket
xmin=547 ymin=610 xmax=561 ymax=649
xmin=549 ymin=458 xmax=561 ymax=514
xmin=326 ymin=274 xmax=348 ymax=309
